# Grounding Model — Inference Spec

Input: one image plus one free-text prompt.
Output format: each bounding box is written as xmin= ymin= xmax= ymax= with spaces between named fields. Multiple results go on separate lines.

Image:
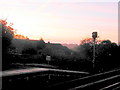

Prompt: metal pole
xmin=48 ymin=61 xmax=49 ymax=65
xmin=93 ymin=38 xmax=96 ymax=68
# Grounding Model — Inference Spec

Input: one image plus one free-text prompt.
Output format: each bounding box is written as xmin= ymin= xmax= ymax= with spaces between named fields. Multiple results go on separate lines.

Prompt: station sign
xmin=46 ymin=56 xmax=51 ymax=61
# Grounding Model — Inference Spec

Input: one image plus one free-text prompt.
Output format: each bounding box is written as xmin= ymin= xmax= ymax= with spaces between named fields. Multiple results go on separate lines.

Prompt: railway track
xmin=2 ymin=68 xmax=120 ymax=90
xmin=48 ymin=68 xmax=120 ymax=90
xmin=2 ymin=67 xmax=88 ymax=90
xmin=100 ymin=82 xmax=120 ymax=90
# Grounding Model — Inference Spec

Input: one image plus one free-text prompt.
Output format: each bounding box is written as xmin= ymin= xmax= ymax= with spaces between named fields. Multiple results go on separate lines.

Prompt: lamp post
xmin=92 ymin=32 xmax=97 ymax=69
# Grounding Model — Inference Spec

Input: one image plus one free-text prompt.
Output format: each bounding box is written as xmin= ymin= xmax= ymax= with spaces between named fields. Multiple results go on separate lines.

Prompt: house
xmin=8 ymin=38 xmax=45 ymax=55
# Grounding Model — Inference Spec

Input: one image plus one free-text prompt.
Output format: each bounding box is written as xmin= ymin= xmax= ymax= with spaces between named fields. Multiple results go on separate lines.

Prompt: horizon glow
xmin=0 ymin=0 xmax=118 ymax=44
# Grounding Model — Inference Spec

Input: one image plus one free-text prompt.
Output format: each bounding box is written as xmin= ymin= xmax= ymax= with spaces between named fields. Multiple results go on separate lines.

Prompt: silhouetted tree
xmin=0 ymin=19 xmax=14 ymax=53
xmin=74 ymin=38 xmax=119 ymax=72
xmin=14 ymin=34 xmax=29 ymax=39
xmin=0 ymin=19 xmax=15 ymax=70
xmin=95 ymin=40 xmax=119 ymax=71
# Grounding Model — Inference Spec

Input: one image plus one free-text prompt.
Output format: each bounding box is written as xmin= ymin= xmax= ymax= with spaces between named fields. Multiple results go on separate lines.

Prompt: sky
xmin=0 ymin=0 xmax=119 ymax=44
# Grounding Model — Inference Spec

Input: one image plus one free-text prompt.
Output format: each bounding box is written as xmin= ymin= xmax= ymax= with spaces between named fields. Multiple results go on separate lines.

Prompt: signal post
xmin=92 ymin=32 xmax=97 ymax=69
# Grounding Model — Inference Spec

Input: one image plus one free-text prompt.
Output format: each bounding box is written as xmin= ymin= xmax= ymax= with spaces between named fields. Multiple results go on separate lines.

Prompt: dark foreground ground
xmin=2 ymin=63 xmax=120 ymax=90
xmin=2 ymin=71 xmax=85 ymax=90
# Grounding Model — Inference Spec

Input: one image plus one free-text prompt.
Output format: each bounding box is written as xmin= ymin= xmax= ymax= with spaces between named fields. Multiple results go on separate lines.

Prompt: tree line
xmin=1 ymin=19 xmax=120 ymax=73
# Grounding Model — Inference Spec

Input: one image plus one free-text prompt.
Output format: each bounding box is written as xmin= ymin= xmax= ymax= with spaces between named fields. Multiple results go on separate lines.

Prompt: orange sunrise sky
xmin=0 ymin=0 xmax=118 ymax=44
